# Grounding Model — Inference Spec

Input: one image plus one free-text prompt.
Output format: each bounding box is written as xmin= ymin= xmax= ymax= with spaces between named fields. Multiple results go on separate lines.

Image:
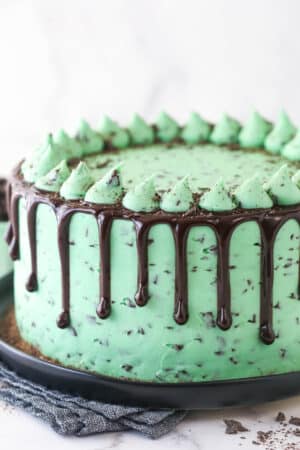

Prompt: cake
xmin=5 ymin=111 xmax=300 ymax=383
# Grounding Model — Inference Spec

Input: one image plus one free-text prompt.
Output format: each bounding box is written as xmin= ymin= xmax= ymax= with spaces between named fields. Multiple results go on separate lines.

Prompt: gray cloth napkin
xmin=0 ymin=361 xmax=187 ymax=439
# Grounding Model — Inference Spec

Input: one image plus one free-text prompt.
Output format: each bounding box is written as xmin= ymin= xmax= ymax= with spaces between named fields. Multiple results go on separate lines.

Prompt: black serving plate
xmin=1 ymin=277 xmax=300 ymax=409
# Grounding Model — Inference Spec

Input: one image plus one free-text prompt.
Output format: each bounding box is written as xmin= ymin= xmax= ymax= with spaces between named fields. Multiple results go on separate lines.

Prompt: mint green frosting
xmin=181 ymin=113 xmax=211 ymax=144
xmin=35 ymin=160 xmax=70 ymax=192
xmin=234 ymin=175 xmax=273 ymax=209
xmin=199 ymin=179 xmax=236 ymax=211
xmin=264 ymin=111 xmax=296 ymax=154
xmin=22 ymin=134 xmax=62 ymax=183
xmin=210 ymin=114 xmax=241 ymax=145
xmin=160 ymin=176 xmax=193 ymax=212
xmin=122 ymin=177 xmax=159 ymax=212
xmin=239 ymin=111 xmax=272 ymax=148
xmin=292 ymin=170 xmax=300 ymax=187
xmin=128 ymin=114 xmax=154 ymax=145
xmin=264 ymin=165 xmax=300 ymax=205
xmin=156 ymin=112 xmax=180 ymax=143
xmin=55 ymin=129 xmax=82 ymax=159
xmin=77 ymin=120 xmax=104 ymax=155
xmin=281 ymin=129 xmax=300 ymax=161
xmin=60 ymin=162 xmax=94 ymax=200
xmin=85 ymin=165 xmax=123 ymax=204
xmin=99 ymin=116 xmax=129 ymax=149
xmin=99 ymin=116 xmax=118 ymax=137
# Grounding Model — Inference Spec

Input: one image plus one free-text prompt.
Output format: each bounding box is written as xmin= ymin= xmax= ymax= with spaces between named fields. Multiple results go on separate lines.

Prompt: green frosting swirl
xmin=128 ymin=114 xmax=154 ymax=145
xmin=55 ymin=129 xmax=82 ymax=159
xmin=181 ymin=113 xmax=211 ymax=144
xmin=210 ymin=114 xmax=241 ymax=145
xmin=122 ymin=177 xmax=159 ymax=212
xmin=281 ymin=129 xmax=300 ymax=161
xmin=160 ymin=176 xmax=193 ymax=212
xmin=85 ymin=164 xmax=123 ymax=204
xmin=77 ymin=120 xmax=104 ymax=155
xmin=264 ymin=111 xmax=296 ymax=154
xmin=35 ymin=160 xmax=70 ymax=192
xmin=99 ymin=116 xmax=118 ymax=137
xmin=199 ymin=179 xmax=236 ymax=212
xmin=60 ymin=161 xmax=94 ymax=200
xmin=99 ymin=116 xmax=130 ymax=149
xmin=234 ymin=175 xmax=273 ymax=209
xmin=22 ymin=134 xmax=62 ymax=183
xmin=239 ymin=111 xmax=272 ymax=148
xmin=263 ymin=165 xmax=300 ymax=205
xmin=292 ymin=170 xmax=300 ymax=187
xmin=156 ymin=112 xmax=180 ymax=143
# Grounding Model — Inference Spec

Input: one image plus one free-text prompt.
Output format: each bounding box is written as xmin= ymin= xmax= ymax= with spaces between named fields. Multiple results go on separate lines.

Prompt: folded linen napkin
xmin=0 ymin=361 xmax=187 ymax=439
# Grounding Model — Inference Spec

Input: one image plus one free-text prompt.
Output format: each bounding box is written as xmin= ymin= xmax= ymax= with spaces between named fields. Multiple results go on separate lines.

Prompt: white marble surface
xmin=1 ymin=396 xmax=300 ymax=449
xmin=1 ymin=0 xmax=300 ymax=175
xmin=1 ymin=0 xmax=300 ymax=448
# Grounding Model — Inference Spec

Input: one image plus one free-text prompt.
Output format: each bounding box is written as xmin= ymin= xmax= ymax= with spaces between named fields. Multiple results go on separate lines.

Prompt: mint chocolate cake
xmin=6 ymin=111 xmax=300 ymax=383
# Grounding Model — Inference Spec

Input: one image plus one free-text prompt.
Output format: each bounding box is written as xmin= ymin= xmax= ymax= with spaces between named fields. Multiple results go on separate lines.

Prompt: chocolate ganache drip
xmin=6 ymin=165 xmax=300 ymax=344
xmin=97 ymin=213 xmax=113 ymax=319
xmin=133 ymin=220 xmax=151 ymax=307
xmin=25 ymin=198 xmax=39 ymax=292
xmin=172 ymin=222 xmax=189 ymax=324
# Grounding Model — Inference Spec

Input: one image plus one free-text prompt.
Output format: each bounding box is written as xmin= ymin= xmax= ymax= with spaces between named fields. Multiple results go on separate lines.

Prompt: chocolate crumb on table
xmin=224 ymin=419 xmax=249 ymax=434
xmin=276 ymin=411 xmax=286 ymax=422
xmin=289 ymin=416 xmax=300 ymax=426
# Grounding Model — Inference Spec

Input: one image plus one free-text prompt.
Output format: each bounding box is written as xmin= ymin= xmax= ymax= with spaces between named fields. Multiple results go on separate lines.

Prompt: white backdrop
xmin=0 ymin=0 xmax=300 ymax=174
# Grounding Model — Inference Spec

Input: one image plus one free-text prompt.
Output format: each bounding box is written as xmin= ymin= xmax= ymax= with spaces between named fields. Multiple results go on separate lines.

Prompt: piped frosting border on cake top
xmin=6 ymin=111 xmax=300 ymax=347
xmin=20 ymin=110 xmax=300 ymax=212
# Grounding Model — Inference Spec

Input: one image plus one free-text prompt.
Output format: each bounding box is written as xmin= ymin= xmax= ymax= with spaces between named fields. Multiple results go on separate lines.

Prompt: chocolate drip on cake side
xmin=133 ymin=220 xmax=151 ymax=307
xmin=172 ymin=222 xmax=189 ymax=324
xmin=7 ymin=166 xmax=300 ymax=344
xmin=4 ymin=182 xmax=13 ymax=246
xmin=258 ymin=218 xmax=278 ymax=344
xmin=25 ymin=198 xmax=39 ymax=292
xmin=96 ymin=213 xmax=113 ymax=319
xmin=7 ymin=191 xmax=21 ymax=260
xmin=56 ymin=208 xmax=73 ymax=328
xmin=214 ymin=220 xmax=237 ymax=330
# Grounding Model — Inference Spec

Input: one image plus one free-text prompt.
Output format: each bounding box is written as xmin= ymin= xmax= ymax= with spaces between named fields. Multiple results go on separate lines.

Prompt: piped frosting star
xmin=99 ymin=116 xmax=130 ymax=149
xmin=128 ymin=114 xmax=154 ymax=145
xmin=60 ymin=161 xmax=94 ymax=200
xmin=156 ymin=112 xmax=180 ymax=143
xmin=281 ymin=129 xmax=300 ymax=161
xmin=263 ymin=165 xmax=300 ymax=205
xmin=160 ymin=176 xmax=193 ymax=212
xmin=234 ymin=174 xmax=273 ymax=209
xmin=181 ymin=112 xmax=211 ymax=144
xmin=264 ymin=111 xmax=296 ymax=154
xmin=122 ymin=176 xmax=159 ymax=212
xmin=22 ymin=134 xmax=62 ymax=183
xmin=210 ymin=114 xmax=241 ymax=145
xmin=35 ymin=160 xmax=70 ymax=192
xmin=239 ymin=111 xmax=272 ymax=148
xmin=85 ymin=164 xmax=123 ymax=204
xmin=199 ymin=179 xmax=236 ymax=212
xmin=77 ymin=120 xmax=104 ymax=155
xmin=55 ymin=129 xmax=82 ymax=159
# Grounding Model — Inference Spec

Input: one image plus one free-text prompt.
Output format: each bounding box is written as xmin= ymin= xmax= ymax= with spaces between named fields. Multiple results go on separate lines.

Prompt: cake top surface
xmin=17 ymin=111 xmax=300 ymax=213
xmin=84 ymin=143 xmax=288 ymax=193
